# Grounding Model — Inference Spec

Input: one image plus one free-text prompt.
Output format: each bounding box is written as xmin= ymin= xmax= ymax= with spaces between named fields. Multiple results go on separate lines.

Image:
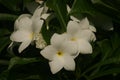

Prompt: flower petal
xmin=42 ymin=5 xmax=49 ymax=14
xmin=77 ymin=39 xmax=92 ymax=54
xmin=79 ymin=17 xmax=89 ymax=29
xmin=41 ymin=13 xmax=50 ymax=20
xmin=8 ymin=42 xmax=13 ymax=48
xmin=32 ymin=6 xmax=44 ymax=19
xmin=49 ymin=57 xmax=64 ymax=74
xmin=14 ymin=14 xmax=32 ymax=30
xmin=18 ymin=40 xmax=31 ymax=53
xmin=63 ymin=54 xmax=75 ymax=71
xmin=16 ymin=14 xmax=31 ymax=21
xmin=35 ymin=0 xmax=43 ymax=4
xmin=70 ymin=16 xmax=80 ymax=22
xmin=33 ymin=19 xmax=44 ymax=33
xmin=40 ymin=45 xmax=57 ymax=61
xmin=61 ymin=41 xmax=78 ymax=55
xmin=10 ymin=30 xmax=33 ymax=42
xmin=67 ymin=5 xmax=71 ymax=13
xmin=67 ymin=21 xmax=80 ymax=35
xmin=76 ymin=30 xmax=96 ymax=41
xmin=89 ymin=25 xmax=96 ymax=32
xmin=51 ymin=33 xmax=66 ymax=49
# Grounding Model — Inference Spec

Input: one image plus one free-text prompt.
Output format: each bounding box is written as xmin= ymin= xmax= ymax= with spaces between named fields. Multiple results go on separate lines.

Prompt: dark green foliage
xmin=0 ymin=0 xmax=120 ymax=80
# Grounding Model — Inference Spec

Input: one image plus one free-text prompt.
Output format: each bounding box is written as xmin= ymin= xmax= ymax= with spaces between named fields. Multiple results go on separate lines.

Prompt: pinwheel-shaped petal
xmin=41 ymin=33 xmax=77 ymax=74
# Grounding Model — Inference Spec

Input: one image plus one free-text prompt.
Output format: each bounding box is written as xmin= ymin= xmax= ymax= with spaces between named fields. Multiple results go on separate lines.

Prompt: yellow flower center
xmin=57 ymin=51 xmax=63 ymax=56
xmin=70 ymin=38 xmax=76 ymax=41
xmin=30 ymin=32 xmax=34 ymax=40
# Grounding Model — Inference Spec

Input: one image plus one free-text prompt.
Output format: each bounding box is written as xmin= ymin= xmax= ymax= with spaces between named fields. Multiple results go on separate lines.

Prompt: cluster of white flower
xmin=41 ymin=16 xmax=96 ymax=74
xmin=9 ymin=1 xmax=96 ymax=74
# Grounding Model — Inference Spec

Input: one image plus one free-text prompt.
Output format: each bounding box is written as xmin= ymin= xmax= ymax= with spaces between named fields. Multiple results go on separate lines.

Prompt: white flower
xmin=10 ymin=5 xmax=49 ymax=53
xmin=77 ymin=17 xmax=96 ymax=32
xmin=35 ymin=0 xmax=43 ymax=4
xmin=14 ymin=14 xmax=32 ymax=31
xmin=70 ymin=16 xmax=80 ymax=23
xmin=40 ymin=33 xmax=77 ymax=74
xmin=65 ymin=17 xmax=96 ymax=55
xmin=10 ymin=30 xmax=34 ymax=53
xmin=10 ymin=14 xmax=33 ymax=53
xmin=31 ymin=6 xmax=44 ymax=33
xmin=67 ymin=17 xmax=96 ymax=42
xmin=67 ymin=5 xmax=80 ymax=22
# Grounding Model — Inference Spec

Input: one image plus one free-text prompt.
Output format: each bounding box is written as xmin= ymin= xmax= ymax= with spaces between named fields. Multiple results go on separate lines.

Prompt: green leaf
xmin=81 ymin=56 xmax=120 ymax=77
xmin=90 ymin=68 xmax=120 ymax=79
xmin=97 ymin=39 xmax=113 ymax=60
xmin=41 ymin=24 xmax=53 ymax=45
xmin=89 ymin=13 xmax=113 ymax=30
xmin=110 ymin=33 xmax=120 ymax=51
xmin=0 ymin=13 xmax=18 ymax=21
xmin=0 ymin=70 xmax=9 ymax=80
xmin=71 ymin=0 xmax=114 ymax=31
xmin=22 ymin=75 xmax=42 ymax=80
xmin=0 ymin=29 xmax=11 ymax=36
xmin=0 ymin=29 xmax=11 ymax=53
xmin=24 ymin=0 xmax=38 ymax=14
xmin=0 ymin=37 xmax=10 ymax=53
xmin=46 ymin=0 xmax=68 ymax=32
xmin=8 ymin=57 xmax=40 ymax=70
xmin=71 ymin=0 xmax=96 ymax=16
xmin=0 ymin=0 xmax=22 ymax=12
xmin=42 ymin=18 xmax=62 ymax=44
xmin=7 ymin=57 xmax=50 ymax=80
xmin=91 ymin=0 xmax=120 ymax=13
xmin=91 ymin=0 xmax=120 ymax=23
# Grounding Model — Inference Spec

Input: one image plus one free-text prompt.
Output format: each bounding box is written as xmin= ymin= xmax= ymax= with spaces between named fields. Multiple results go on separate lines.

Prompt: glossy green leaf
xmin=8 ymin=57 xmax=40 ymax=70
xmin=0 ymin=29 xmax=11 ymax=53
xmin=91 ymin=0 xmax=120 ymax=23
xmin=0 ymin=29 xmax=11 ymax=36
xmin=70 ymin=0 xmax=114 ymax=31
xmin=89 ymin=13 xmax=113 ymax=30
xmin=0 ymin=37 xmax=10 ymax=53
xmin=71 ymin=0 xmax=96 ymax=16
xmin=91 ymin=0 xmax=120 ymax=13
xmin=0 ymin=0 xmax=22 ymax=12
xmin=97 ymin=39 xmax=113 ymax=60
xmin=110 ymin=33 xmax=120 ymax=51
xmin=25 ymin=0 xmax=39 ymax=14
xmin=0 ymin=70 xmax=9 ymax=80
xmin=81 ymin=56 xmax=120 ymax=77
xmin=46 ymin=0 xmax=68 ymax=32
xmin=90 ymin=68 xmax=120 ymax=79
xmin=0 ymin=13 xmax=18 ymax=21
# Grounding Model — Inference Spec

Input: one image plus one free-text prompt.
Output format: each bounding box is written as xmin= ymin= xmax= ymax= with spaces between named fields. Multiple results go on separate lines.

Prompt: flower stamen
xmin=70 ymin=38 xmax=76 ymax=41
xmin=57 ymin=51 xmax=63 ymax=56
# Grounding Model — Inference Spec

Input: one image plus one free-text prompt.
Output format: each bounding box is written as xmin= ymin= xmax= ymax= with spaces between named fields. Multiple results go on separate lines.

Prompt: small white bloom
xmin=35 ymin=0 xmax=43 ymax=4
xmin=10 ymin=30 xmax=34 ymax=53
xmin=9 ymin=5 xmax=50 ymax=53
xmin=14 ymin=14 xmax=32 ymax=31
xmin=65 ymin=17 xmax=96 ymax=55
xmin=67 ymin=5 xmax=80 ymax=23
xmin=70 ymin=16 xmax=80 ymax=23
xmin=40 ymin=33 xmax=77 ymax=74
xmin=67 ymin=5 xmax=71 ymax=13
xmin=31 ymin=6 xmax=44 ymax=33
xmin=78 ymin=17 xmax=96 ymax=32
xmin=67 ymin=17 xmax=96 ymax=42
